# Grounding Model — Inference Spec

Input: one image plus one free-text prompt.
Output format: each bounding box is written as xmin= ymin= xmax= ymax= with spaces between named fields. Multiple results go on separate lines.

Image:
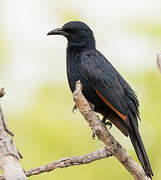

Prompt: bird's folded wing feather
xmin=81 ymin=50 xmax=128 ymax=120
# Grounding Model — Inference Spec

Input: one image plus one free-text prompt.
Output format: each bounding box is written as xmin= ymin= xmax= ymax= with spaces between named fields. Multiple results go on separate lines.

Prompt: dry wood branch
xmin=0 ymin=81 xmax=152 ymax=179
xmin=73 ymin=81 xmax=151 ymax=180
xmin=156 ymin=52 xmax=161 ymax=73
xmin=0 ymin=89 xmax=27 ymax=180
xmin=25 ymin=147 xmax=111 ymax=177
xmin=0 ymin=148 xmax=111 ymax=179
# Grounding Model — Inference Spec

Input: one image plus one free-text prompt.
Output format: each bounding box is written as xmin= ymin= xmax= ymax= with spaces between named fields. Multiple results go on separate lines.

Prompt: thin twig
xmin=156 ymin=52 xmax=161 ymax=73
xmin=0 ymin=106 xmax=14 ymax=137
xmin=0 ymin=89 xmax=14 ymax=136
xmin=25 ymin=147 xmax=111 ymax=177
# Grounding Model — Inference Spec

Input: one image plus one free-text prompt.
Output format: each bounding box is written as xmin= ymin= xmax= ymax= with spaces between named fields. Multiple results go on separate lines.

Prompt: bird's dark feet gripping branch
xmin=47 ymin=21 xmax=153 ymax=178
xmin=102 ymin=116 xmax=112 ymax=129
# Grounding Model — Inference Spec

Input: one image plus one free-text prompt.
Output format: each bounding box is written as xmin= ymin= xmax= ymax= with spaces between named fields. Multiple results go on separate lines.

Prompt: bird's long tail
xmin=128 ymin=110 xmax=153 ymax=178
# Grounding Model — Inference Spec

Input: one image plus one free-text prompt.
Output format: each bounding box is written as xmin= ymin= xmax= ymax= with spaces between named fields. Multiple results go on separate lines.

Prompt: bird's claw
xmin=89 ymin=102 xmax=95 ymax=111
xmin=102 ymin=116 xmax=112 ymax=129
xmin=105 ymin=121 xmax=112 ymax=129
xmin=72 ymin=105 xmax=77 ymax=113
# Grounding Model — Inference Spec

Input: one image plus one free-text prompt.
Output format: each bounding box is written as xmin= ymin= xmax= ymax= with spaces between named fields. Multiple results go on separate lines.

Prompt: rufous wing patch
xmin=96 ymin=90 xmax=127 ymax=122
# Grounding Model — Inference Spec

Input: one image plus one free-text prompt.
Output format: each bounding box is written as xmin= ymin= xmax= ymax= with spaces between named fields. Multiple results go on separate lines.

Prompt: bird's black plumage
xmin=47 ymin=21 xmax=153 ymax=178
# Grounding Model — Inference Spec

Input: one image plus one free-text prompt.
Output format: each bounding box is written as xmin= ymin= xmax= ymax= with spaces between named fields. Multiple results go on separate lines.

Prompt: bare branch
xmin=25 ymin=147 xmax=111 ymax=177
xmin=0 ymin=82 xmax=152 ymax=179
xmin=73 ymin=81 xmax=151 ymax=180
xmin=0 ymin=148 xmax=111 ymax=179
xmin=0 ymin=89 xmax=27 ymax=180
xmin=156 ymin=52 xmax=161 ymax=73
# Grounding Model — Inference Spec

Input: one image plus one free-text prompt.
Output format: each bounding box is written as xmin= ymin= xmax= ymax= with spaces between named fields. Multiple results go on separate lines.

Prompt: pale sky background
xmin=0 ymin=0 xmax=161 ymax=111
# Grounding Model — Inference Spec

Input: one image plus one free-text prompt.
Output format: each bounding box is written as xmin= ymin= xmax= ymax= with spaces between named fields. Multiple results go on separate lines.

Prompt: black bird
xmin=47 ymin=21 xmax=153 ymax=178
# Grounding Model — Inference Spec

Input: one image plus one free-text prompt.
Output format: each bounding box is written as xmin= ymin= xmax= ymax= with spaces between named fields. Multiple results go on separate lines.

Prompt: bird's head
xmin=47 ymin=21 xmax=95 ymax=49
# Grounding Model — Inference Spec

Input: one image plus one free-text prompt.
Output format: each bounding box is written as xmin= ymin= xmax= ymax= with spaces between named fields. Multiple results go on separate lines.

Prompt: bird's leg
xmin=88 ymin=102 xmax=95 ymax=111
xmin=102 ymin=116 xmax=112 ymax=129
xmin=72 ymin=104 xmax=77 ymax=113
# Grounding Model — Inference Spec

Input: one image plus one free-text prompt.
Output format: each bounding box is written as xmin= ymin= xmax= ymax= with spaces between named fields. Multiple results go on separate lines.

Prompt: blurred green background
xmin=0 ymin=0 xmax=161 ymax=179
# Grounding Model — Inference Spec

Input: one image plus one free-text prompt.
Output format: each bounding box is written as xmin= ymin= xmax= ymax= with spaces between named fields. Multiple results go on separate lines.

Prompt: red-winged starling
xmin=47 ymin=21 xmax=153 ymax=178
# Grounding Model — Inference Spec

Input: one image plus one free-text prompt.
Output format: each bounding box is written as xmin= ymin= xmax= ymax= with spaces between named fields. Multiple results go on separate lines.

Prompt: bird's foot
xmin=104 ymin=121 xmax=112 ymax=129
xmin=89 ymin=102 xmax=95 ymax=111
xmin=72 ymin=105 xmax=77 ymax=113
xmin=102 ymin=116 xmax=112 ymax=129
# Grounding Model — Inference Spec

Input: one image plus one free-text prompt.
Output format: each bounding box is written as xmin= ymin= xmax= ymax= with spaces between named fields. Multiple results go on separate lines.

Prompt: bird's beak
xmin=47 ymin=28 xmax=69 ymax=37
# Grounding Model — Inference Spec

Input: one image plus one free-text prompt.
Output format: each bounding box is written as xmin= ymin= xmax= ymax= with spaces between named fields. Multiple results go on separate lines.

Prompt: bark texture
xmin=0 ymin=89 xmax=27 ymax=180
xmin=0 ymin=148 xmax=111 ymax=179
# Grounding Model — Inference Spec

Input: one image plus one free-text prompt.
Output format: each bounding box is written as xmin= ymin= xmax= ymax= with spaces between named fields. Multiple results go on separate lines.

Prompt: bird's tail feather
xmin=128 ymin=110 xmax=153 ymax=178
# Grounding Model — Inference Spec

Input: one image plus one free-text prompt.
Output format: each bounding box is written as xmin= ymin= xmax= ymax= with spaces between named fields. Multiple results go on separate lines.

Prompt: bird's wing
xmin=81 ymin=50 xmax=128 ymax=122
xmin=81 ymin=50 xmax=153 ymax=177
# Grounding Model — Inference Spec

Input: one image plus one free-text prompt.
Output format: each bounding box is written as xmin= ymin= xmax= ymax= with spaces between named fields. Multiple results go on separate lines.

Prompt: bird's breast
xmin=66 ymin=55 xmax=106 ymax=113
xmin=66 ymin=58 xmax=86 ymax=93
